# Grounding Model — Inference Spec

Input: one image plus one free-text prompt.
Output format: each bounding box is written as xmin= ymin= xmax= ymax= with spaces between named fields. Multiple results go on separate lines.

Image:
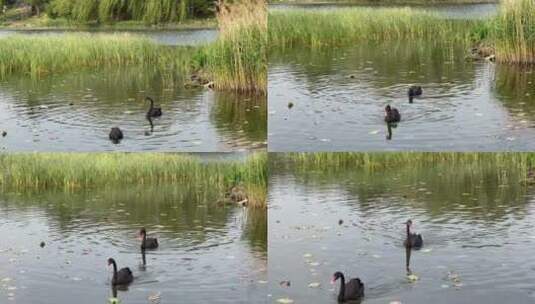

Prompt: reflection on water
xmin=0 ymin=29 xmax=218 ymax=46
xmin=268 ymin=40 xmax=535 ymax=151
xmin=0 ymin=184 xmax=266 ymax=303
xmin=270 ymin=3 xmax=498 ymax=19
xmin=0 ymin=66 xmax=266 ymax=151
xmin=269 ymin=159 xmax=535 ymax=303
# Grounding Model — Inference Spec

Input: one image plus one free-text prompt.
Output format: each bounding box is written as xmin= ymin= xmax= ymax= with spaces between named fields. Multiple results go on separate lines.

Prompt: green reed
xmin=269 ymin=8 xmax=479 ymax=49
xmin=0 ymin=152 xmax=267 ymax=207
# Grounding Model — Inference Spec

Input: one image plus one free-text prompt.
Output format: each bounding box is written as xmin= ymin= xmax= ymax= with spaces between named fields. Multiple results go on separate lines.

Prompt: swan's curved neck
xmin=111 ymin=261 xmax=117 ymax=275
xmin=406 ymin=224 xmax=410 ymax=239
xmin=147 ymin=98 xmax=154 ymax=109
xmin=338 ymin=274 xmax=346 ymax=301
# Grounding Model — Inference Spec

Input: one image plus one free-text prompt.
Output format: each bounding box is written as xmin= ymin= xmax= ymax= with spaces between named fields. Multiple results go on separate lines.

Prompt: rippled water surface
xmin=269 ymin=160 xmax=535 ymax=303
xmin=0 ymin=185 xmax=267 ymax=303
xmin=0 ymin=28 xmax=218 ymax=46
xmin=0 ymin=66 xmax=267 ymax=151
xmin=269 ymin=40 xmax=535 ymax=151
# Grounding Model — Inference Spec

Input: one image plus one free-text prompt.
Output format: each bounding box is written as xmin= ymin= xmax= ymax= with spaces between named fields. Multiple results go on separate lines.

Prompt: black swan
xmin=384 ymin=105 xmax=401 ymax=124
xmin=146 ymin=97 xmax=162 ymax=118
xmin=404 ymin=220 xmax=423 ymax=249
xmin=108 ymin=258 xmax=133 ymax=285
xmin=331 ymin=271 xmax=364 ymax=302
xmin=109 ymin=127 xmax=123 ymax=143
xmin=139 ymin=227 xmax=159 ymax=250
xmin=408 ymin=86 xmax=423 ymax=103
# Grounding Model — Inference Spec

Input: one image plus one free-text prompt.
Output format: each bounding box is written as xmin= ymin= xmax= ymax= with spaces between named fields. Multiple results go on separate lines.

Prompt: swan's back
xmin=113 ymin=267 xmax=133 ymax=285
xmin=405 ymin=233 xmax=423 ymax=249
xmin=142 ymin=237 xmax=159 ymax=249
xmin=344 ymin=278 xmax=364 ymax=300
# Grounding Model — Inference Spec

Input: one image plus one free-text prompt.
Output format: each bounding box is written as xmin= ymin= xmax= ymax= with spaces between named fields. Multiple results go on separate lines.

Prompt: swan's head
xmin=406 ymin=219 xmax=413 ymax=227
xmin=385 ymin=105 xmax=392 ymax=114
xmin=139 ymin=227 xmax=147 ymax=237
xmin=331 ymin=271 xmax=344 ymax=284
xmin=107 ymin=258 xmax=115 ymax=266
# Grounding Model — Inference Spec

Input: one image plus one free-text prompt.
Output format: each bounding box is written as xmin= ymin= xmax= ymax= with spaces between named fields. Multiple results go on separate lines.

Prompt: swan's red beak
xmin=330 ymin=277 xmax=336 ymax=284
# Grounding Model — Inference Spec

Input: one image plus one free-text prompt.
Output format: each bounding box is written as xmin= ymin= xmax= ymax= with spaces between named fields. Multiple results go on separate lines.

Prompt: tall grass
xmin=269 ymin=8 xmax=479 ymax=49
xmin=196 ymin=0 xmax=267 ymax=93
xmin=490 ymin=0 xmax=535 ymax=64
xmin=280 ymin=152 xmax=535 ymax=175
xmin=0 ymin=152 xmax=267 ymax=207
xmin=47 ymin=0 xmax=211 ymax=24
xmin=0 ymin=1 xmax=266 ymax=93
xmin=0 ymin=34 xmax=194 ymax=78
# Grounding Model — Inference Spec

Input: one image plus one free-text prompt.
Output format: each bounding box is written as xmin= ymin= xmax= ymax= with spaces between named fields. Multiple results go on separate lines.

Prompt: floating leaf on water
xmin=148 ymin=292 xmax=161 ymax=303
xmin=277 ymin=298 xmax=294 ymax=304
xmin=108 ymin=297 xmax=120 ymax=304
xmin=308 ymin=282 xmax=321 ymax=288
xmin=279 ymin=280 xmax=291 ymax=287
xmin=407 ymin=274 xmax=419 ymax=282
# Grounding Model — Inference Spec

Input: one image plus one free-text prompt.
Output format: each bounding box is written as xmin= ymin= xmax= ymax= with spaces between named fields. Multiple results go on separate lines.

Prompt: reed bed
xmin=280 ymin=152 xmax=535 ymax=177
xmin=47 ymin=0 xmax=210 ymax=24
xmin=490 ymin=0 xmax=535 ymax=64
xmin=269 ymin=8 xmax=478 ymax=48
xmin=0 ymin=1 xmax=266 ymax=93
xmin=0 ymin=152 xmax=267 ymax=208
xmin=0 ymin=34 xmax=195 ymax=78
xmin=196 ymin=0 xmax=267 ymax=93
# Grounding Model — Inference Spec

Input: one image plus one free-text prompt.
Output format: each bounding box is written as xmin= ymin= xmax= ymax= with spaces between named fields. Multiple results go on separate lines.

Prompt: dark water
xmin=270 ymin=3 xmax=498 ymax=19
xmin=269 ymin=159 xmax=535 ymax=303
xmin=268 ymin=40 xmax=535 ymax=151
xmin=0 ymin=185 xmax=267 ymax=304
xmin=0 ymin=66 xmax=267 ymax=151
xmin=0 ymin=29 xmax=218 ymax=46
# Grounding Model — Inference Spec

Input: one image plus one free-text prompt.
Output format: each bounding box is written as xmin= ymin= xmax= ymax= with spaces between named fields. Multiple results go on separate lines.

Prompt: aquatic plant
xmin=195 ymin=0 xmax=267 ymax=93
xmin=0 ymin=152 xmax=267 ymax=207
xmin=280 ymin=152 xmax=535 ymax=177
xmin=0 ymin=34 xmax=193 ymax=78
xmin=46 ymin=0 xmax=214 ymax=24
xmin=269 ymin=8 xmax=479 ymax=49
xmin=490 ymin=0 xmax=535 ymax=64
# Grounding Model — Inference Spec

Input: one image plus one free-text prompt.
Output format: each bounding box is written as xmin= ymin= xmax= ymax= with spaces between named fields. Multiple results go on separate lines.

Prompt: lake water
xmin=0 ymin=66 xmax=267 ymax=152
xmin=0 ymin=184 xmax=267 ymax=303
xmin=0 ymin=28 xmax=218 ymax=46
xmin=269 ymin=157 xmax=535 ymax=303
xmin=268 ymin=40 xmax=535 ymax=151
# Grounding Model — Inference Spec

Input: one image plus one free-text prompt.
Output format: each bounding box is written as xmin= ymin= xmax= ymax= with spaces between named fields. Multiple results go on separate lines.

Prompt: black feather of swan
xmin=108 ymin=258 xmax=133 ymax=285
xmin=332 ymin=272 xmax=364 ymax=302
xmin=404 ymin=219 xmax=423 ymax=249
xmin=140 ymin=227 xmax=158 ymax=250
xmin=408 ymin=86 xmax=423 ymax=103
xmin=109 ymin=127 xmax=123 ymax=143
xmin=146 ymin=97 xmax=162 ymax=118
xmin=384 ymin=105 xmax=401 ymax=124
